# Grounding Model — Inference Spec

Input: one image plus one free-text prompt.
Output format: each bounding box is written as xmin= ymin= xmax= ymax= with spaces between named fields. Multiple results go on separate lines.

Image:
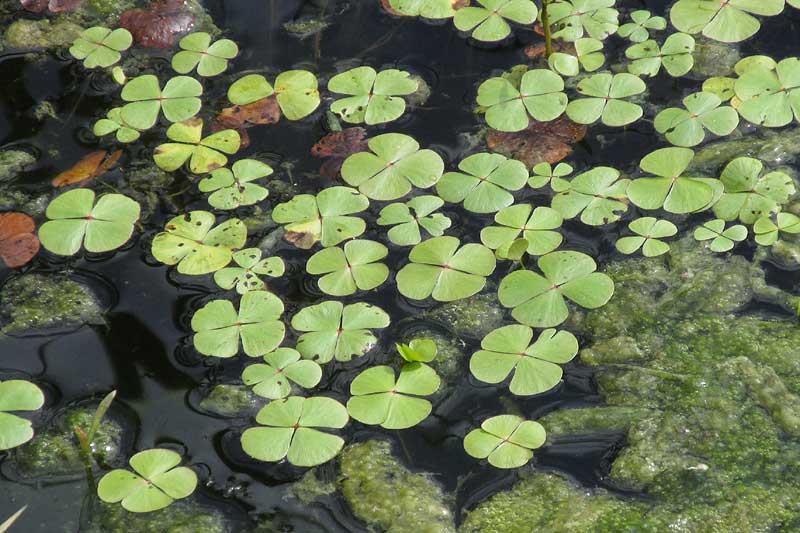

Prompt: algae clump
xmin=197 ymin=384 xmax=266 ymax=418
xmin=4 ymin=19 xmax=83 ymax=49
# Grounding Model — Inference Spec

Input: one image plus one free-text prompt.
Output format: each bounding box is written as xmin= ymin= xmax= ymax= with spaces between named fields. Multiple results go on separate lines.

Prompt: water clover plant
xmin=617 ymin=10 xmax=666 ymax=42
xmin=151 ymin=211 xmax=246 ymax=275
xmin=341 ymin=133 xmax=444 ymax=200
xmin=453 ymin=0 xmax=538 ymax=42
xmin=670 ymin=0 xmax=784 ymax=43
xmin=328 ymin=67 xmax=418 ymax=125
xmin=198 ymin=159 xmax=273 ymax=209
xmin=548 ymin=0 xmax=620 ymax=41
xmin=477 ymin=70 xmax=567 ymax=132
xmin=463 ymin=414 xmax=545 ymax=469
xmin=625 ymin=33 xmax=695 ymax=77
xmin=654 ymin=92 xmax=739 ymax=147
xmin=753 ymin=213 xmax=800 ymax=246
xmin=120 ymin=75 xmax=203 ymax=130
xmin=615 ymin=217 xmax=677 ymax=257
xmin=242 ymin=348 xmax=322 ymax=400
xmin=548 ymin=38 xmax=605 ymax=76
xmin=241 ymin=396 xmax=348 ymax=467
xmin=470 ymin=325 xmax=578 ymax=395
xmin=227 ymin=71 xmax=321 ymax=120
xmin=93 ymin=108 xmax=141 ymax=143
xmin=550 ymin=167 xmax=630 ymax=226
xmin=396 ymin=236 xmax=496 ymax=302
xmin=566 ymin=73 xmax=645 ymax=126
xmin=528 ymin=162 xmax=573 ymax=189
xmin=69 ymin=27 xmax=132 ymax=68
xmin=386 ymin=0 xmax=460 ymax=18
xmin=376 ymin=195 xmax=452 ymax=246
xmin=171 ymin=32 xmax=239 ymax=77
xmin=271 ymin=186 xmax=369 ymax=249
xmin=480 ymin=205 xmax=563 ymax=258
xmin=436 ymin=152 xmax=528 ymax=213
xmin=154 ymin=118 xmax=241 ymax=174
xmin=39 ymin=189 xmax=141 ymax=256
xmin=97 ymin=448 xmax=197 ymax=513
xmin=396 ymin=338 xmax=437 ymax=363
xmin=291 ymin=301 xmax=390 ymax=363
xmin=693 ymin=219 xmax=748 ymax=252
xmin=735 ymin=58 xmax=800 ymax=128
xmin=213 ymin=248 xmax=285 ymax=294
xmin=498 ymin=250 xmax=614 ymax=327
xmin=712 ymin=157 xmax=795 ymax=224
xmin=0 ymin=379 xmax=44 ymax=451
xmin=306 ymin=239 xmax=389 ymax=296
xmin=191 ymin=291 xmax=285 ymax=358
xmin=347 ymin=360 xmax=440 ymax=429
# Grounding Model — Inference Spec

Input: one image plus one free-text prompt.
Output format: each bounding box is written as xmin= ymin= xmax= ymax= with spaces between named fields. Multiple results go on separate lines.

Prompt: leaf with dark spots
xmin=284 ymin=230 xmax=316 ymax=250
xmin=486 ymin=116 xmax=587 ymax=169
xmin=0 ymin=212 xmax=39 ymax=268
xmin=311 ymin=127 xmax=368 ymax=180
xmin=120 ymin=0 xmax=195 ymax=49
xmin=21 ymin=0 xmax=81 ymax=13
xmin=52 ymin=150 xmax=122 ymax=187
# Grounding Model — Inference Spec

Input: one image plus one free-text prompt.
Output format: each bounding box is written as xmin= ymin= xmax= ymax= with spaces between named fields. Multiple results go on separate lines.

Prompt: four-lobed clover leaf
xmin=171 ymin=32 xmax=239 ymax=77
xmin=548 ymin=0 xmax=619 ymax=42
xmin=154 ymin=118 xmax=241 ymax=174
xmin=191 ymin=290 xmax=285 ymax=358
xmin=477 ymin=70 xmax=568 ymax=132
xmin=550 ymin=166 xmax=630 ymax=225
xmin=377 ymin=195 xmax=452 ymax=246
xmin=151 ymin=211 xmax=246 ymax=275
xmin=464 ymin=414 xmax=545 ymax=469
xmin=437 ymin=152 xmax=528 ymax=213
xmin=735 ymin=58 xmax=800 ymax=128
xmin=39 ymin=189 xmax=141 ymax=256
xmin=272 ymin=186 xmax=369 ymax=249
xmin=70 ymin=27 xmax=133 ymax=68
xmin=470 ymin=325 xmax=578 ymax=396
xmin=341 ymin=133 xmax=444 ymax=201
xmin=291 ymin=301 xmax=390 ymax=363
xmin=328 ymin=67 xmax=418 ymax=125
xmin=754 ymin=213 xmax=800 ymax=246
xmin=548 ymin=38 xmax=605 ymax=77
xmin=306 ymin=239 xmax=389 ymax=296
xmin=120 ymin=74 xmax=203 ymax=130
xmin=386 ymin=0 xmax=461 ymax=18
xmin=529 ymin=162 xmax=573 ymax=189
xmin=97 ymin=448 xmax=197 ymax=513
xmin=712 ymin=157 xmax=795 ymax=224
xmin=617 ymin=9 xmax=666 ymax=42
xmin=198 ymin=159 xmax=273 ymax=210
xmin=241 ymin=396 xmax=348 ymax=467
xmin=654 ymin=91 xmax=739 ymax=147
xmin=0 ymin=379 xmax=44 ymax=451
xmin=670 ymin=0 xmax=784 ymax=44
xmin=480 ymin=204 xmax=563 ymax=258
xmin=453 ymin=0 xmax=538 ymax=42
xmin=625 ymin=33 xmax=695 ymax=78
xmin=498 ymin=250 xmax=614 ymax=327
xmin=566 ymin=73 xmax=645 ymax=126
xmin=396 ymin=236 xmax=496 ymax=302
xmin=242 ymin=348 xmax=322 ymax=399
xmin=615 ymin=217 xmax=677 ymax=257
xmin=93 ymin=108 xmax=141 ymax=143
xmin=213 ymin=248 xmax=285 ymax=294
xmin=693 ymin=219 xmax=748 ymax=252
xmin=347 ymin=362 xmax=440 ymax=429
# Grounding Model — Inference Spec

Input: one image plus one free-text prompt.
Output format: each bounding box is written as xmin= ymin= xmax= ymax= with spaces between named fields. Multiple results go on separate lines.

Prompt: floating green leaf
xmin=528 ymin=162 xmax=573 ymax=189
xmin=615 ymin=217 xmax=677 ymax=257
xmin=477 ymin=70 xmax=567 ymax=132
xmin=272 ymin=186 xmax=369 ymax=249
xmin=291 ymin=301 xmax=390 ymax=363
xmin=548 ymin=0 xmax=619 ymax=42
xmin=328 ymin=67 xmax=418 ymax=125
xmin=625 ymin=33 xmax=695 ymax=77
xmin=198 ymin=159 xmax=273 ymax=209
xmin=470 ymin=325 xmax=578 ymax=395
xmin=191 ymin=291 xmax=285 ymax=358
xmin=670 ymin=0 xmax=784 ymax=43
xmin=464 ymin=414 xmax=545 ymax=469
xmin=151 ymin=211 xmax=246 ymax=275
xmin=453 ymin=0 xmax=538 ymax=42
xmin=548 ymin=38 xmax=605 ymax=76
xmin=97 ymin=449 xmax=197 ymax=513
xmin=396 ymin=338 xmax=437 ymax=363
xmin=753 ymin=213 xmax=800 ymax=246
xmin=213 ymin=248 xmax=285 ymax=294
xmin=172 ymin=32 xmax=238 ymax=77
xmin=341 ymin=133 xmax=444 ymax=200
xmin=396 ymin=236 xmax=496 ymax=301
xmin=274 ymin=70 xmax=321 ymax=120
xmin=712 ymin=157 xmax=795 ymax=224
xmin=498 ymin=250 xmax=614 ymax=327
xmin=654 ymin=91 xmax=739 ymax=147
xmin=241 ymin=396 xmax=348 ymax=467
xmin=154 ymin=118 xmax=241 ymax=174
xmin=436 ymin=153 xmax=528 ymax=213
xmin=93 ymin=108 xmax=141 ymax=143
xmin=242 ymin=348 xmax=322 ymax=399
xmin=0 ymin=380 xmax=44 ymax=451
xmin=377 ymin=195 xmax=451 ymax=246
xmin=306 ymin=239 xmax=389 ymax=296
xmin=70 ymin=27 xmax=132 ymax=68
xmin=228 ymin=74 xmax=275 ymax=105
xmin=735 ymin=58 xmax=800 ymax=128
xmin=480 ymin=205 xmax=563 ymax=258
xmin=617 ymin=10 xmax=666 ymax=42
xmin=693 ymin=219 xmax=748 ymax=252
xmin=703 ymin=77 xmax=737 ymax=102
xmin=387 ymin=0 xmax=459 ymax=18
xmin=39 ymin=189 xmax=140 ymax=256
xmin=550 ymin=167 xmax=630 ymax=225
xmin=120 ymin=75 xmax=202 ymax=130
xmin=566 ymin=73 xmax=645 ymax=126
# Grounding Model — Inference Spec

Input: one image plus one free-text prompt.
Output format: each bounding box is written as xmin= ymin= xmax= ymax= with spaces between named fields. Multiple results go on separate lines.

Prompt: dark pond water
xmin=2 ymin=0 xmax=800 ymax=531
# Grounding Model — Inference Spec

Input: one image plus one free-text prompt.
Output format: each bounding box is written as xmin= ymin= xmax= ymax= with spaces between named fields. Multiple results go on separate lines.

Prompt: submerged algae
xmin=4 ymin=19 xmax=83 ymax=50
xmin=0 ymin=150 xmax=35 ymax=182
xmin=197 ymin=384 xmax=265 ymax=418
xmin=81 ymin=497 xmax=229 ymax=533
xmin=420 ymin=292 xmax=505 ymax=340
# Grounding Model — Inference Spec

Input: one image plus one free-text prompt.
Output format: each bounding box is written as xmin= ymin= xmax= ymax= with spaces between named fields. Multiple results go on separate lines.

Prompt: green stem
xmin=541 ymin=0 xmax=553 ymax=58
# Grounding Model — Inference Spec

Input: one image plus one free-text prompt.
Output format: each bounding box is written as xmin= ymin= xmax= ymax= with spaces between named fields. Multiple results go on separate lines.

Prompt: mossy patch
xmin=421 ymin=292 xmax=505 ymax=340
xmin=197 ymin=384 xmax=266 ymax=418
xmin=4 ymin=19 xmax=83 ymax=50
xmin=0 ymin=149 xmax=35 ymax=182
xmin=82 ymin=497 xmax=230 ymax=533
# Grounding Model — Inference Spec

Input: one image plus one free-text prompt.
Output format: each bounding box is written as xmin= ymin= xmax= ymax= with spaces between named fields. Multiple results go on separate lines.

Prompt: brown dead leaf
xmin=524 ymin=41 xmax=575 ymax=60
xmin=311 ymin=127 xmax=368 ymax=180
xmin=486 ymin=117 xmax=587 ymax=168
xmin=52 ymin=150 xmax=122 ymax=187
xmin=0 ymin=212 xmax=39 ymax=268
xmin=284 ymin=229 xmax=316 ymax=250
xmin=120 ymin=0 xmax=195 ymax=49
xmin=213 ymin=96 xmax=281 ymax=150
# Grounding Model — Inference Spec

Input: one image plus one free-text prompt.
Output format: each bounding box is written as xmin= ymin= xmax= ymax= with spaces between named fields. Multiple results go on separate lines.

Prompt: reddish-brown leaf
xmin=52 ymin=150 xmax=122 ymax=187
xmin=21 ymin=0 xmax=81 ymax=12
xmin=486 ymin=117 xmax=587 ymax=169
xmin=524 ymin=41 xmax=575 ymax=60
xmin=311 ymin=127 xmax=368 ymax=180
xmin=0 ymin=212 xmax=39 ymax=268
xmin=212 ymin=96 xmax=281 ymax=150
xmin=120 ymin=0 xmax=195 ymax=49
